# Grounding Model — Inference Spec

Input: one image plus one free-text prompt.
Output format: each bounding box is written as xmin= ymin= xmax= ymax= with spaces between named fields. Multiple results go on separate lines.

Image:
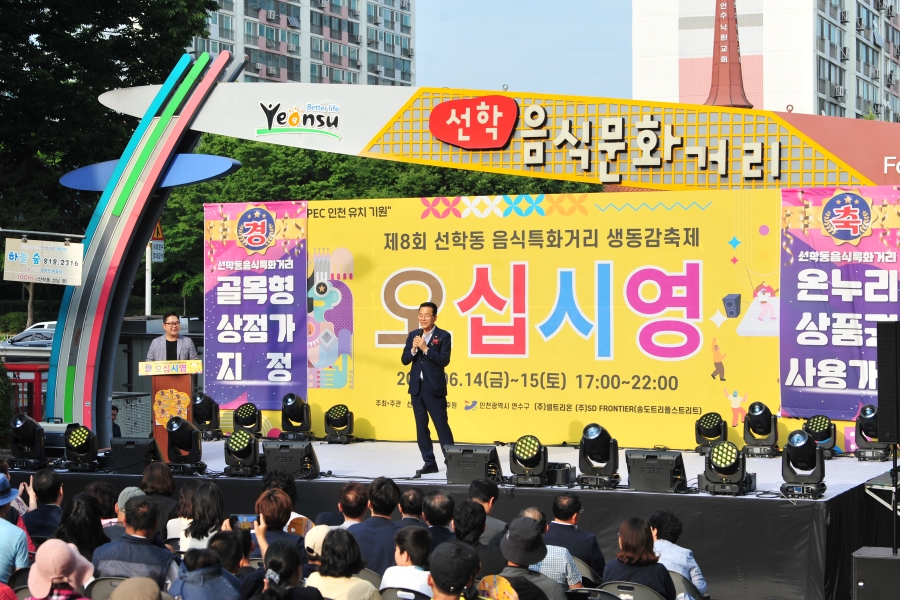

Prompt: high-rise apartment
xmin=633 ymin=0 xmax=900 ymax=121
xmin=191 ymin=0 xmax=415 ymax=86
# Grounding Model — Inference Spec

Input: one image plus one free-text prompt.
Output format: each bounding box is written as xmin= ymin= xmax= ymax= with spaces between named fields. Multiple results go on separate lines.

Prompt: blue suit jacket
xmin=542 ymin=522 xmax=606 ymax=575
xmin=347 ymin=517 xmax=401 ymax=576
xmin=22 ymin=504 xmax=62 ymax=539
xmin=400 ymin=326 xmax=451 ymax=397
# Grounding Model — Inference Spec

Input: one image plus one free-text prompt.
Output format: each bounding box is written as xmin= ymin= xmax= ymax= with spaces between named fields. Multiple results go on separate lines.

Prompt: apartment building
xmin=191 ymin=0 xmax=415 ymax=86
xmin=633 ymin=0 xmax=900 ymax=121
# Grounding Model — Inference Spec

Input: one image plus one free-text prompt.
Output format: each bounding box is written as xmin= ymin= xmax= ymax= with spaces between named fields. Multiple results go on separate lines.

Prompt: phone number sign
xmin=4 ymin=238 xmax=84 ymax=286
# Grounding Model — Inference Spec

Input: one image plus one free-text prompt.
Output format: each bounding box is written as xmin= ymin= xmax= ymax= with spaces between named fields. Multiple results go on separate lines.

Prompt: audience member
xmin=398 ymin=488 xmax=427 ymax=528
xmin=0 ymin=584 xmax=15 ymax=600
xmin=106 ymin=486 xmax=146 ymax=542
xmin=0 ymin=477 xmax=28 ymax=584
xmin=0 ymin=462 xmax=34 ymax=553
xmin=26 ymin=540 xmax=93 ymax=600
xmin=22 ymin=468 xmax=63 ymax=539
xmin=348 ymin=478 xmax=401 ymax=576
xmin=84 ymin=481 xmax=118 ymax=527
xmin=182 ymin=482 xmax=225 ymax=551
xmin=168 ymin=479 xmax=201 ymax=541
xmin=648 ymin=509 xmax=706 ymax=596
xmin=253 ymin=539 xmax=323 ymax=600
xmin=92 ymin=496 xmax=179 ymax=589
xmin=52 ymin=493 xmax=110 ymax=561
xmin=337 ymin=483 xmax=368 ymax=529
xmin=602 ymin=518 xmax=676 ymax=600
xmin=250 ymin=490 xmax=304 ymax=559
xmin=170 ymin=548 xmax=242 ymax=600
xmin=452 ymin=501 xmax=505 ymax=578
xmin=305 ymin=529 xmax=380 ymax=600
xmin=543 ymin=492 xmax=606 ymax=575
xmin=380 ymin=526 xmax=432 ymax=597
xmin=302 ymin=525 xmax=331 ymax=580
xmin=140 ymin=462 xmax=178 ymax=540
xmin=498 ymin=517 xmax=566 ymax=600
xmin=427 ymin=543 xmax=479 ymax=600
xmin=519 ymin=508 xmax=581 ymax=589
xmin=258 ymin=471 xmax=308 ymax=529
xmin=467 ymin=479 xmax=506 ymax=546
xmin=422 ymin=492 xmax=455 ymax=553
xmin=209 ymin=530 xmax=260 ymax=600
xmin=108 ymin=577 xmax=163 ymax=600
xmin=313 ymin=512 xmax=344 ymax=527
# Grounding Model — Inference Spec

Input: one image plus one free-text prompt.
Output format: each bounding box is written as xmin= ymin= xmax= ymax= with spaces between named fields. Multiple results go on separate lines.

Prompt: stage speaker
xmin=876 ymin=321 xmax=900 ymax=443
xmin=722 ymin=294 xmax=741 ymax=318
xmin=852 ymin=547 xmax=900 ymax=599
xmin=446 ymin=445 xmax=503 ymax=485
xmin=261 ymin=440 xmax=320 ymax=480
xmin=625 ymin=449 xmax=686 ymax=493
xmin=109 ymin=438 xmax=164 ymax=474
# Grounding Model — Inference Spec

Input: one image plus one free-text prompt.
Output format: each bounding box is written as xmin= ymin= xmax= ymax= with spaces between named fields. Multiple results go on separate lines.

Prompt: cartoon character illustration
xmin=723 ymin=388 xmax=748 ymax=427
xmin=711 ymin=337 xmax=726 ymax=381
xmin=754 ymin=282 xmax=779 ymax=321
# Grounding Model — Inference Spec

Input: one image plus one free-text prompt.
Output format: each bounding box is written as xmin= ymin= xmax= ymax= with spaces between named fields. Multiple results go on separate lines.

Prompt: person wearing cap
xmin=499 ymin=517 xmax=566 ymax=600
xmin=25 ymin=539 xmax=93 ymax=600
xmin=348 ymin=478 xmax=401 ymax=577
xmin=105 ymin=486 xmax=147 ymax=543
xmin=427 ymin=543 xmax=478 ymax=600
xmin=305 ymin=529 xmax=380 ymax=600
xmin=108 ymin=577 xmax=169 ymax=600
xmin=380 ymin=527 xmax=432 ymax=597
xmin=0 ymin=477 xmax=29 ymax=585
xmin=302 ymin=525 xmax=331 ymax=580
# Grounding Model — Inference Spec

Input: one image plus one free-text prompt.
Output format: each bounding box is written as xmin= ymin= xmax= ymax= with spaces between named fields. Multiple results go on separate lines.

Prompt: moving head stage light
xmin=233 ymin=403 xmax=262 ymax=437
xmin=324 ymin=404 xmax=354 ymax=444
xmin=225 ymin=429 xmax=264 ymax=476
xmin=743 ymin=401 xmax=778 ymax=457
xmin=695 ymin=412 xmax=727 ymax=455
xmin=281 ymin=393 xmax=314 ymax=441
xmin=577 ymin=424 xmax=620 ymax=489
xmin=166 ymin=417 xmax=206 ymax=475
xmin=782 ymin=430 xmax=827 ymax=499
xmin=804 ymin=414 xmax=836 ymax=460
xmin=698 ymin=441 xmax=756 ymax=495
xmin=856 ymin=404 xmax=892 ymax=462
xmin=509 ymin=435 xmax=549 ymax=487
xmin=10 ymin=414 xmax=47 ymax=470
xmin=192 ymin=393 xmax=223 ymax=441
xmin=64 ymin=425 xmax=99 ymax=472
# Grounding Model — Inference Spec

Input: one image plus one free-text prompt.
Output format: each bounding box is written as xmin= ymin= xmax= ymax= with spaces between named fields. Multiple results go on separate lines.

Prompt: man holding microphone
xmin=401 ymin=302 xmax=454 ymax=476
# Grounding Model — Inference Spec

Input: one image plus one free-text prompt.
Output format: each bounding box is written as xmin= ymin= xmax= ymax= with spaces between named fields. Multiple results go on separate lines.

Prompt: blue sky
xmin=416 ymin=0 xmax=632 ymax=98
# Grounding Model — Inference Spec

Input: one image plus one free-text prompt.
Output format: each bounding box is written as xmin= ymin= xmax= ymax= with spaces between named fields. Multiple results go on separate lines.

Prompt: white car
xmin=24 ymin=321 xmax=57 ymax=331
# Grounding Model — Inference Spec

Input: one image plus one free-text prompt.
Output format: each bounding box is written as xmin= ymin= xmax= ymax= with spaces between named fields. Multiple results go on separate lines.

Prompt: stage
xmin=9 ymin=441 xmax=895 ymax=600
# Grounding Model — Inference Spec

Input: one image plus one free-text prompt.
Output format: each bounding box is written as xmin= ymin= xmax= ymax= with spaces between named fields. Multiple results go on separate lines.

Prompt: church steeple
xmin=705 ymin=0 xmax=753 ymax=108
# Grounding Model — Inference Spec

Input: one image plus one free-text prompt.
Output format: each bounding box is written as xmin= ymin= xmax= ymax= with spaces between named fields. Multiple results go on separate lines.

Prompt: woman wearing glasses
xmin=147 ymin=311 xmax=199 ymax=361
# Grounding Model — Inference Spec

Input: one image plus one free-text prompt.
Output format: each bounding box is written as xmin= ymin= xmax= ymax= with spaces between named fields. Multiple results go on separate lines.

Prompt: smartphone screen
xmin=230 ymin=514 xmax=257 ymax=530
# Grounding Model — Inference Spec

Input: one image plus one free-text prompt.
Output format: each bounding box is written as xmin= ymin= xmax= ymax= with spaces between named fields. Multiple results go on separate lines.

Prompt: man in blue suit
xmin=401 ymin=302 xmax=454 ymax=475
xmin=542 ymin=492 xmax=606 ymax=576
xmin=347 ymin=477 xmax=401 ymax=576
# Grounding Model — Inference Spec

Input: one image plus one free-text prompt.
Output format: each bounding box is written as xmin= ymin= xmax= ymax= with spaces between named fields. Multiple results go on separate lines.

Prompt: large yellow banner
xmin=306 ymin=191 xmax=781 ymax=449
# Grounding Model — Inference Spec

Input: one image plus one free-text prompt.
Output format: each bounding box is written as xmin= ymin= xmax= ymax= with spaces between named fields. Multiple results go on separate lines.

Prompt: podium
xmin=138 ymin=360 xmax=202 ymax=461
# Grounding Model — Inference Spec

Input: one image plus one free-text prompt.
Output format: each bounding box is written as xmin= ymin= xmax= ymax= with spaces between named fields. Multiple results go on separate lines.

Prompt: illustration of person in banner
xmin=723 ymin=388 xmax=748 ymax=427
xmin=753 ymin=282 xmax=779 ymax=321
xmin=710 ymin=338 xmax=726 ymax=382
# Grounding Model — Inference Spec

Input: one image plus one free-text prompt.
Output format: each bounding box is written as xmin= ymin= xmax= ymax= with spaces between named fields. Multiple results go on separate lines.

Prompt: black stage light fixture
xmin=262 ymin=440 xmax=320 ymax=479
xmin=9 ymin=414 xmax=47 ymax=470
xmin=743 ymin=401 xmax=778 ymax=457
xmin=698 ymin=441 xmax=757 ymax=495
xmin=109 ymin=438 xmax=165 ymax=475
xmin=803 ymin=414 xmax=836 ymax=459
xmin=225 ymin=429 xmax=263 ymax=476
xmin=855 ymin=404 xmax=891 ymax=461
xmin=625 ymin=449 xmax=687 ymax=493
xmin=233 ymin=402 xmax=262 ymax=437
xmin=446 ymin=445 xmax=503 ymax=485
xmin=577 ymin=424 xmax=620 ymax=489
xmin=166 ymin=417 xmax=206 ymax=475
xmin=324 ymin=404 xmax=355 ymax=444
xmin=192 ymin=393 xmax=223 ymax=441
xmin=695 ymin=412 xmax=727 ymax=455
xmin=64 ymin=424 xmax=99 ymax=472
xmin=509 ymin=434 xmax=549 ymax=487
xmin=781 ymin=430 xmax=827 ymax=499
xmin=281 ymin=393 xmax=314 ymax=441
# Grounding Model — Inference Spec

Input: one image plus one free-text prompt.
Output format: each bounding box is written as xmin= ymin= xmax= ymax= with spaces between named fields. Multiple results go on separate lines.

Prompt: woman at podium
xmin=147 ymin=312 xmax=198 ymax=361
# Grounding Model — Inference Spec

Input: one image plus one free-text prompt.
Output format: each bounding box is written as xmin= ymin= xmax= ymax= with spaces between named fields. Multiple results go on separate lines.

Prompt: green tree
xmin=0 ymin=0 xmax=216 ymax=325
xmin=157 ymin=135 xmax=603 ymax=315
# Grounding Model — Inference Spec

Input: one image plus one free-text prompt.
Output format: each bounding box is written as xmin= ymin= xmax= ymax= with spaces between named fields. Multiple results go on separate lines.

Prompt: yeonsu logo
xmin=257 ymin=102 xmax=342 ymax=140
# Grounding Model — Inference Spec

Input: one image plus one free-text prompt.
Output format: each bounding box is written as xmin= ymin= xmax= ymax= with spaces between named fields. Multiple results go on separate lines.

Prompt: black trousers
xmin=411 ymin=376 xmax=455 ymax=466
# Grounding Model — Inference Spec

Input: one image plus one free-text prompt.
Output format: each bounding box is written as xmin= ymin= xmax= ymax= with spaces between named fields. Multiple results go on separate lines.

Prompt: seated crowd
xmin=0 ymin=461 xmax=706 ymax=600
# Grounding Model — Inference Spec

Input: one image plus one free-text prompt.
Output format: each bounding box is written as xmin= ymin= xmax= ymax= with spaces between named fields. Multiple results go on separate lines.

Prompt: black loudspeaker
xmin=625 ymin=450 xmax=687 ymax=493
xmin=446 ymin=445 xmax=503 ymax=485
xmin=109 ymin=438 xmax=164 ymax=474
xmin=876 ymin=321 xmax=900 ymax=443
xmin=723 ymin=294 xmax=741 ymax=318
xmin=261 ymin=441 xmax=320 ymax=480
xmin=852 ymin=547 xmax=900 ymax=599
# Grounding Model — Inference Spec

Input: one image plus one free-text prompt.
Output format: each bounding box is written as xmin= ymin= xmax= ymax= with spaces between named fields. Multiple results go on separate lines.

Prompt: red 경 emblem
xmin=429 ymin=96 xmax=518 ymax=150
xmin=433 ymin=338 xmax=440 ymax=344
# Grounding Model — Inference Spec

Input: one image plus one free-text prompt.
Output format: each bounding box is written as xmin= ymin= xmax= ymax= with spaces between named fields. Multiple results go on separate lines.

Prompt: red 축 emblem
xmin=429 ymin=96 xmax=518 ymax=150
